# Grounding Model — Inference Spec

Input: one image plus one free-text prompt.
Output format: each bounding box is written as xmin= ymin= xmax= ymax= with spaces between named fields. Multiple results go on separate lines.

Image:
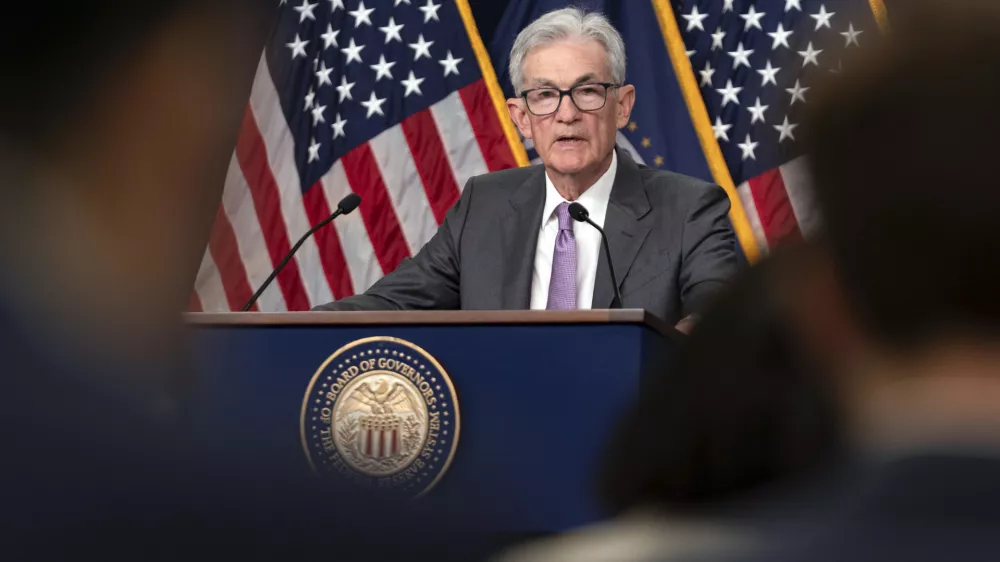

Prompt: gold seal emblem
xmin=300 ymin=337 xmax=460 ymax=497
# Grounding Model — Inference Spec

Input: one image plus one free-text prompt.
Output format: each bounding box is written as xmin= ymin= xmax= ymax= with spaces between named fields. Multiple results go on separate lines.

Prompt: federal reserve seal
xmin=300 ymin=336 xmax=459 ymax=497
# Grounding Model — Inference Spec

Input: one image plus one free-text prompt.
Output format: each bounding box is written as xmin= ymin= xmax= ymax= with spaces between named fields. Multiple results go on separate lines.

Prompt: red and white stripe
xmin=193 ymin=54 xmax=517 ymax=311
xmin=736 ymin=156 xmax=816 ymax=256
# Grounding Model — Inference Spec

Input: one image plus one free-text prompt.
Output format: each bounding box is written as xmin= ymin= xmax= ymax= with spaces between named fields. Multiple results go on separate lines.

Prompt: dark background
xmin=469 ymin=0 xmax=509 ymax=50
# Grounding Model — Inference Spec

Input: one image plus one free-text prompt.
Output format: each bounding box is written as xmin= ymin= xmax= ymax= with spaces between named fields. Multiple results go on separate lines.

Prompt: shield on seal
xmin=357 ymin=414 xmax=401 ymax=459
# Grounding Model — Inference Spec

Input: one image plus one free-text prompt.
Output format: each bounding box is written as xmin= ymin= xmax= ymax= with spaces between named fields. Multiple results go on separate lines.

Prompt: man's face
xmin=508 ymin=38 xmax=635 ymax=178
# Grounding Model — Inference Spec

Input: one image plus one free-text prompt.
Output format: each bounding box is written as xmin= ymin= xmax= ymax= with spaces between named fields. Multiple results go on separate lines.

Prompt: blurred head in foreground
xmin=598 ymin=242 xmax=842 ymax=518
xmin=706 ymin=5 xmax=1000 ymax=560
xmin=0 ymin=1 xmax=273 ymax=558
xmin=804 ymin=1 xmax=1000 ymax=455
xmin=0 ymin=0 xmax=271 ymax=364
xmin=494 ymin=243 xmax=843 ymax=562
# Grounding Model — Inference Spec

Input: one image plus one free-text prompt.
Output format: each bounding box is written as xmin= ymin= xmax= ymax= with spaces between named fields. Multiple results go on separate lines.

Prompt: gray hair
xmin=508 ymin=7 xmax=627 ymax=94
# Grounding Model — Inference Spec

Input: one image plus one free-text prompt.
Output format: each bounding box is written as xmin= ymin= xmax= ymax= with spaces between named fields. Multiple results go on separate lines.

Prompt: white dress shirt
xmin=530 ymin=151 xmax=617 ymax=310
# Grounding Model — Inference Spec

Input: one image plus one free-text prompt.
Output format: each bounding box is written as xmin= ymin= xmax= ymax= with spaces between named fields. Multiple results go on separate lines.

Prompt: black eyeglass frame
xmin=518 ymin=82 xmax=621 ymax=116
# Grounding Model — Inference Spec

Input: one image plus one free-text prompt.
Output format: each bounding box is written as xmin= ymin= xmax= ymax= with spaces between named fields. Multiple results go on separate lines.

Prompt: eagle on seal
xmin=346 ymin=379 xmax=417 ymax=415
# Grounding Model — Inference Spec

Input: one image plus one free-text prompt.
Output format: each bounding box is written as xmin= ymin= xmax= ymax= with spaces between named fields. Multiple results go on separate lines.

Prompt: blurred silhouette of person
xmin=719 ymin=3 xmax=1000 ymax=561
xmin=496 ymin=242 xmax=844 ymax=561
xmin=0 ymin=1 xmax=270 ymax=366
xmin=0 ymin=1 xmax=307 ymax=558
xmin=0 ymin=4 xmax=518 ymax=560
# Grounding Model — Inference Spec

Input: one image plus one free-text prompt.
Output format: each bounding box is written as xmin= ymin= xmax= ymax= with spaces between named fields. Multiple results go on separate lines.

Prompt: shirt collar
xmin=541 ymin=150 xmax=618 ymax=227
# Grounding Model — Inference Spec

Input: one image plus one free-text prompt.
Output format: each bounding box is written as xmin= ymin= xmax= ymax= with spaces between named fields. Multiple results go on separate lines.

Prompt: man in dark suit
xmin=315 ymin=7 xmax=741 ymax=328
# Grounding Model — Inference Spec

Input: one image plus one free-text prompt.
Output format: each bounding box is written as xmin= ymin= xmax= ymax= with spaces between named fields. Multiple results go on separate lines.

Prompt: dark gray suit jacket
xmin=315 ymin=148 xmax=741 ymax=324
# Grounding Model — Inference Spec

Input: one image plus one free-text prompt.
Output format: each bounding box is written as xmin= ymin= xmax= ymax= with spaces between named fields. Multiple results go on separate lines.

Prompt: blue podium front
xmin=185 ymin=309 xmax=671 ymax=535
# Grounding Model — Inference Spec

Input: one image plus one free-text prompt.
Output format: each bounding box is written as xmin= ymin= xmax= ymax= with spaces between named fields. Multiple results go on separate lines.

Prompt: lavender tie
xmin=546 ymin=202 xmax=578 ymax=310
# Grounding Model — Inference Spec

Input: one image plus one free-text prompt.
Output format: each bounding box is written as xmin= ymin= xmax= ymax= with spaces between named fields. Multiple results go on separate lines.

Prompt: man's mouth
xmin=555 ymin=135 xmax=585 ymax=145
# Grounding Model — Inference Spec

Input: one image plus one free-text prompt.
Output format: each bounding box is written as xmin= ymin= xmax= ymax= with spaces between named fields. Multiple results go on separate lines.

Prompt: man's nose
xmin=555 ymin=93 xmax=580 ymax=122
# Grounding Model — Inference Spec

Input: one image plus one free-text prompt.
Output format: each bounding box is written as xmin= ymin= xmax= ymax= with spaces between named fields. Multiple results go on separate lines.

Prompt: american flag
xmin=191 ymin=0 xmax=525 ymax=312
xmin=675 ymin=0 xmax=884 ymax=252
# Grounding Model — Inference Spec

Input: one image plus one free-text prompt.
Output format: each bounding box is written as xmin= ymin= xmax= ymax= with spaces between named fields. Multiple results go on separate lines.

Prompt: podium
xmin=185 ymin=309 xmax=675 ymax=535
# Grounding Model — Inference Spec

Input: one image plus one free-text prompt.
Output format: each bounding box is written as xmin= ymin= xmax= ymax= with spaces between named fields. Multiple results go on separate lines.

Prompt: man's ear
xmin=615 ymin=85 xmax=636 ymax=129
xmin=507 ymin=98 xmax=532 ymax=140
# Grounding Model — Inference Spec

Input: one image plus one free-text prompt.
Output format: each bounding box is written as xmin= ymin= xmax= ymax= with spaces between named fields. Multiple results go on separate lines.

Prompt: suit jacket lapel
xmin=500 ymin=167 xmax=545 ymax=309
xmin=592 ymin=149 xmax=652 ymax=308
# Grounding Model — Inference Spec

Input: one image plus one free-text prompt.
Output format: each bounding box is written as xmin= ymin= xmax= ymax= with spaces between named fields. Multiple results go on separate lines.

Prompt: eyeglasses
xmin=519 ymin=82 xmax=620 ymax=116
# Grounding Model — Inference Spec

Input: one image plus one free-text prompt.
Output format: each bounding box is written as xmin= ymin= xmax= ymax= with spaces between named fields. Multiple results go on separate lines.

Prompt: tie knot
xmin=555 ymin=202 xmax=574 ymax=232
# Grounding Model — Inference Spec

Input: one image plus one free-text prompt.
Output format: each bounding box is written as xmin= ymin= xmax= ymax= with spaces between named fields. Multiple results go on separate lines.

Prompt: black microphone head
xmin=338 ymin=193 xmax=362 ymax=214
xmin=568 ymin=202 xmax=589 ymax=222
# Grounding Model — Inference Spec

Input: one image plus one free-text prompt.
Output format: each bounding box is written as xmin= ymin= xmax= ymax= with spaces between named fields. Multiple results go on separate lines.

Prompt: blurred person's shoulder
xmin=0 ymin=285 xmax=191 ymax=492
xmin=721 ymin=452 xmax=1000 ymax=562
xmin=493 ymin=509 xmax=759 ymax=562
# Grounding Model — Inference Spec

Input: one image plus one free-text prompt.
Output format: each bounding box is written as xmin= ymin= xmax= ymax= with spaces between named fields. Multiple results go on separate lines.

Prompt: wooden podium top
xmin=186 ymin=309 xmax=675 ymax=338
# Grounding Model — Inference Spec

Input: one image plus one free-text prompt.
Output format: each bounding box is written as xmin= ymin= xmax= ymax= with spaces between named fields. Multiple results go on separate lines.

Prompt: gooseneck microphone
xmin=568 ymin=202 xmax=623 ymax=309
xmin=241 ymin=193 xmax=362 ymax=311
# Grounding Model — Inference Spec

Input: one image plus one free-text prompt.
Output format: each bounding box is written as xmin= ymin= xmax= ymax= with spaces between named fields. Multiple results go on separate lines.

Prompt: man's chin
xmin=544 ymin=153 xmax=592 ymax=176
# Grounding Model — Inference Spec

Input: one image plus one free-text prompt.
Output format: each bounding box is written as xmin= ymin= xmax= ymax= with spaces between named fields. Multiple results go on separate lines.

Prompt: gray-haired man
xmin=315 ymin=8 xmax=740 ymax=329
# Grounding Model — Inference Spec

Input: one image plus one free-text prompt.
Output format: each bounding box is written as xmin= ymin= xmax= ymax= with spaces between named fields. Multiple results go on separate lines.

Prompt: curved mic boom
xmin=568 ymin=202 xmax=623 ymax=309
xmin=241 ymin=193 xmax=362 ymax=311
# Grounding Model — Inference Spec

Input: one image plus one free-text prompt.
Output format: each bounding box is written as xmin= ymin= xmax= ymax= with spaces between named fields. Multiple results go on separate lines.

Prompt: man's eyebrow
xmin=525 ymin=73 xmax=604 ymax=89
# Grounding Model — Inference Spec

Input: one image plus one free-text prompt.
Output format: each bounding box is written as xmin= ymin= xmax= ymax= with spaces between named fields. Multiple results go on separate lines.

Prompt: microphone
xmin=568 ymin=202 xmax=623 ymax=309
xmin=241 ymin=193 xmax=361 ymax=311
